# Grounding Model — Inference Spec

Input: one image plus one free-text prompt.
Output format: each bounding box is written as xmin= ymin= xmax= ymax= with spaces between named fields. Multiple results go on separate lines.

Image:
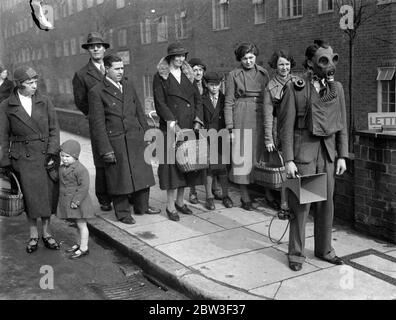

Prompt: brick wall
xmin=353 ymin=131 xmax=396 ymax=244
xmin=334 ymin=157 xmax=355 ymax=224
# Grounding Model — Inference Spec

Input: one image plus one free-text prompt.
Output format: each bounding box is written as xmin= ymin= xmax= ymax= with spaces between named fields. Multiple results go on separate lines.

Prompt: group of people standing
xmin=0 ymin=31 xmax=348 ymax=271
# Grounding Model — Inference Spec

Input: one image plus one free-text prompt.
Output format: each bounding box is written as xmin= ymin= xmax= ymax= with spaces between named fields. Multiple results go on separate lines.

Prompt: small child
xmin=202 ymin=71 xmax=233 ymax=211
xmin=57 ymin=139 xmax=94 ymax=259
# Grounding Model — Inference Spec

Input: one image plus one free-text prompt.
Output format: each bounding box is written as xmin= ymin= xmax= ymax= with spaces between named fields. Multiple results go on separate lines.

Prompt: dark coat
xmin=202 ymin=91 xmax=229 ymax=174
xmin=153 ymin=68 xmax=205 ymax=190
xmin=88 ymin=77 xmax=155 ymax=195
xmin=278 ymin=75 xmax=348 ymax=164
xmin=72 ymin=59 xmax=105 ymax=167
xmin=57 ymin=161 xmax=94 ymax=219
xmin=0 ymin=89 xmax=60 ymax=218
xmin=0 ymin=79 xmax=14 ymax=103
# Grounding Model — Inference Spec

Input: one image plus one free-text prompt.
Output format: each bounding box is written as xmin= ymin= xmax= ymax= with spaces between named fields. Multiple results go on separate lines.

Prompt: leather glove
xmin=45 ymin=153 xmax=59 ymax=166
xmin=102 ymin=151 xmax=116 ymax=164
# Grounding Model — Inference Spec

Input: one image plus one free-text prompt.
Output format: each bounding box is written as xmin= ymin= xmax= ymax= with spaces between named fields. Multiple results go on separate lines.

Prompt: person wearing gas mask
xmin=278 ymin=40 xmax=348 ymax=271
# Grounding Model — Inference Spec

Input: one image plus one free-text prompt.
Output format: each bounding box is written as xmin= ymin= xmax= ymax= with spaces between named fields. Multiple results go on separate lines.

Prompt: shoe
xmin=205 ymin=198 xmax=215 ymax=210
xmin=318 ymin=256 xmax=344 ymax=265
xmin=189 ymin=192 xmax=198 ymax=204
xmin=100 ymin=203 xmax=112 ymax=211
xmin=289 ymin=261 xmax=302 ymax=271
xmin=240 ymin=198 xmax=253 ymax=211
xmin=265 ymin=197 xmax=281 ymax=210
xmin=222 ymin=196 xmax=233 ymax=208
xmin=26 ymin=237 xmax=39 ymax=253
xmin=175 ymin=203 xmax=193 ymax=215
xmin=119 ymin=216 xmax=136 ymax=224
xmin=65 ymin=244 xmax=79 ymax=253
xmin=42 ymin=236 xmax=60 ymax=250
xmin=212 ymin=190 xmax=223 ymax=201
xmin=145 ymin=206 xmax=161 ymax=214
xmin=166 ymin=208 xmax=180 ymax=221
xmin=70 ymin=248 xmax=89 ymax=259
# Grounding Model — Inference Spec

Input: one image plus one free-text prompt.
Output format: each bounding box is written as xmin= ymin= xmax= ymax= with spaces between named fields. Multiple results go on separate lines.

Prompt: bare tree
xmin=336 ymin=0 xmax=391 ymax=150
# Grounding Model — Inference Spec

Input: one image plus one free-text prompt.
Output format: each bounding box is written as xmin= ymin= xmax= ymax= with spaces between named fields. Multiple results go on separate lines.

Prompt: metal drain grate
xmin=88 ymin=274 xmax=182 ymax=300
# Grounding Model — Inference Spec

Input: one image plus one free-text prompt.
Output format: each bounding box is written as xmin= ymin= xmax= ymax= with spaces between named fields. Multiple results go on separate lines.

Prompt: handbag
xmin=175 ymin=130 xmax=209 ymax=173
xmin=254 ymin=149 xmax=286 ymax=189
xmin=0 ymin=171 xmax=25 ymax=217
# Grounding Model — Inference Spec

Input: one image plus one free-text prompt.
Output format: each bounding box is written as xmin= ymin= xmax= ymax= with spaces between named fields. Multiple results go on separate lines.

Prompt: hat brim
xmin=166 ymin=50 xmax=189 ymax=59
xmin=82 ymin=42 xmax=110 ymax=50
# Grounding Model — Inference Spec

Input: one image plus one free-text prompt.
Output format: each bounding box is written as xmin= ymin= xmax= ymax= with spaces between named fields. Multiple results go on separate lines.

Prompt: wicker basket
xmin=0 ymin=172 xmax=25 ymax=217
xmin=175 ymin=134 xmax=209 ymax=173
xmin=254 ymin=151 xmax=286 ymax=189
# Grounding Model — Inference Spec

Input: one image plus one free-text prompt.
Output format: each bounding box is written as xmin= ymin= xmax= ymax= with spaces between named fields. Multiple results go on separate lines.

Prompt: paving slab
xmin=351 ymin=254 xmax=396 ymax=279
xmin=194 ymin=247 xmax=318 ymax=290
xmin=385 ymin=250 xmax=396 ymax=258
xmin=249 ymin=282 xmax=281 ymax=300
xmin=116 ymin=215 xmax=224 ymax=246
xmin=156 ymin=227 xmax=273 ymax=266
xmin=272 ymin=266 xmax=396 ymax=300
xmin=196 ymin=207 xmax=272 ymax=229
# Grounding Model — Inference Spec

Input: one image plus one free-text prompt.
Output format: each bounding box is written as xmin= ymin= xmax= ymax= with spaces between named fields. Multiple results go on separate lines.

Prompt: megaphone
xmin=282 ymin=173 xmax=327 ymax=204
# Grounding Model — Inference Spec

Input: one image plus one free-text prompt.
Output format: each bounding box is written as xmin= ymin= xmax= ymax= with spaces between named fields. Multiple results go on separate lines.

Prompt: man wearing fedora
xmin=72 ymin=32 xmax=112 ymax=212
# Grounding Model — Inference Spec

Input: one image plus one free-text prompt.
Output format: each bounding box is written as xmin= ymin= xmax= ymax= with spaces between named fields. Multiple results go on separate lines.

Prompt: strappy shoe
xmin=42 ymin=236 xmax=60 ymax=250
xmin=65 ymin=244 xmax=79 ymax=253
xmin=70 ymin=248 xmax=89 ymax=259
xmin=26 ymin=238 xmax=39 ymax=253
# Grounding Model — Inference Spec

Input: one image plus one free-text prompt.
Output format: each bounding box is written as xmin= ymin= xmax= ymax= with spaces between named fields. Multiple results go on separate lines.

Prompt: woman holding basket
xmin=0 ymin=66 xmax=60 ymax=253
xmin=153 ymin=43 xmax=205 ymax=221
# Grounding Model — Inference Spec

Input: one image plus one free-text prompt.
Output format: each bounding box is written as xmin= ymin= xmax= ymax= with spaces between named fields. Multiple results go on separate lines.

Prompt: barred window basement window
xmin=213 ymin=0 xmax=230 ymax=30
xmin=318 ymin=0 xmax=334 ymax=13
xmin=175 ymin=11 xmax=188 ymax=39
xmin=377 ymin=67 xmax=396 ymax=112
xmin=253 ymin=0 xmax=266 ymax=24
xmin=279 ymin=0 xmax=303 ymax=19
xmin=140 ymin=19 xmax=151 ymax=44
xmin=157 ymin=15 xmax=168 ymax=42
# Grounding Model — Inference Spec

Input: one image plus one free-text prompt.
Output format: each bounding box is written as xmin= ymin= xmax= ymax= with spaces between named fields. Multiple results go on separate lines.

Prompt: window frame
xmin=377 ymin=67 xmax=396 ymax=112
xmin=157 ymin=15 xmax=168 ymax=42
xmin=278 ymin=0 xmax=303 ymax=20
xmin=175 ymin=11 xmax=188 ymax=39
xmin=318 ymin=0 xmax=334 ymax=14
xmin=253 ymin=0 xmax=266 ymax=24
xmin=212 ymin=0 xmax=230 ymax=31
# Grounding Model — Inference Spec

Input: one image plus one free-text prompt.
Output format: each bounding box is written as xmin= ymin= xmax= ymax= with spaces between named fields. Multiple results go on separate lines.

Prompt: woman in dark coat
xmin=224 ymin=43 xmax=271 ymax=211
xmin=153 ymin=43 xmax=204 ymax=221
xmin=0 ymin=66 xmax=14 ymax=103
xmin=0 ymin=66 xmax=60 ymax=253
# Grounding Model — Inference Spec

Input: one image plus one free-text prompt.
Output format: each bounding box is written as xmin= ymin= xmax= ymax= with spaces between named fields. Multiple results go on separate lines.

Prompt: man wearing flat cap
xmin=72 ymin=32 xmax=113 ymax=212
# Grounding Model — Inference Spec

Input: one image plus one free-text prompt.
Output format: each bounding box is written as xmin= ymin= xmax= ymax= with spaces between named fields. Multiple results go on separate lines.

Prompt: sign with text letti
xmin=368 ymin=113 xmax=396 ymax=130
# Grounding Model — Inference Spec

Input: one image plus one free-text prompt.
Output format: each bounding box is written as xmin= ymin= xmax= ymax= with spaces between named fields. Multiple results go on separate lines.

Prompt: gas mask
xmin=308 ymin=47 xmax=339 ymax=82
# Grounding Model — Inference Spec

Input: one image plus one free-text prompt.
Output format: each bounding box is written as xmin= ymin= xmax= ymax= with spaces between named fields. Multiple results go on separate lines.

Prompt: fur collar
xmin=156 ymin=57 xmax=195 ymax=83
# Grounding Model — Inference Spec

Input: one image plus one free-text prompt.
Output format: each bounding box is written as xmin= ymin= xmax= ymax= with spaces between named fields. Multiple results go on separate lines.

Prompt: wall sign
xmin=368 ymin=113 xmax=396 ymax=130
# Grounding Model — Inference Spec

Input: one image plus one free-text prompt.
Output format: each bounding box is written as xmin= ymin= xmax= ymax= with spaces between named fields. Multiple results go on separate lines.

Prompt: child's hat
xmin=60 ymin=139 xmax=81 ymax=159
xmin=204 ymin=71 xmax=223 ymax=84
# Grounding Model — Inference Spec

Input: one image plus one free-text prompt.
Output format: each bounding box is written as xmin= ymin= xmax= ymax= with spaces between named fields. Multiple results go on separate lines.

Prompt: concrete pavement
xmin=61 ymin=130 xmax=396 ymax=300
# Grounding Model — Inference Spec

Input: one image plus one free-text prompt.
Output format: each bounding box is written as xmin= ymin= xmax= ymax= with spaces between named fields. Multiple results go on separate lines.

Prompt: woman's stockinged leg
xmin=76 ymin=219 xmax=89 ymax=252
xmin=167 ymin=189 xmax=177 ymax=211
xmin=240 ymin=184 xmax=250 ymax=202
xmin=205 ymin=175 xmax=214 ymax=199
xmin=42 ymin=217 xmax=52 ymax=238
xmin=175 ymin=187 xmax=185 ymax=207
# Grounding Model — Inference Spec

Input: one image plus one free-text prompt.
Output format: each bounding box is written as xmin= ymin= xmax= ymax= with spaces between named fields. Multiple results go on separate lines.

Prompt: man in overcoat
xmin=88 ymin=54 xmax=160 ymax=224
xmin=72 ymin=32 xmax=112 ymax=211
xmin=278 ymin=40 xmax=348 ymax=271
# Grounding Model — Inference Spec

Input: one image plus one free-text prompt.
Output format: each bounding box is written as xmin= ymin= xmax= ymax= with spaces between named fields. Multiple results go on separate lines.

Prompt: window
xmin=118 ymin=28 xmax=127 ymax=47
xmin=70 ymin=38 xmax=77 ymax=55
xmin=76 ymin=0 xmax=83 ymax=11
xmin=279 ymin=0 xmax=303 ymax=19
xmin=318 ymin=0 xmax=334 ymax=13
xmin=253 ymin=0 xmax=266 ymax=24
xmin=97 ymin=0 xmax=104 ymax=4
xmin=55 ymin=40 xmax=62 ymax=57
xmin=105 ymin=28 xmax=113 ymax=48
xmin=212 ymin=0 xmax=230 ymax=30
xmin=67 ymin=0 xmax=73 ymax=15
xmin=157 ymin=15 xmax=168 ymax=42
xmin=61 ymin=1 xmax=67 ymax=17
xmin=175 ymin=10 xmax=187 ymax=39
xmin=143 ymin=74 xmax=153 ymax=99
xmin=377 ymin=67 xmax=396 ymax=112
xmin=63 ymin=39 xmax=69 ymax=56
xmin=37 ymin=48 xmax=42 ymax=60
xmin=86 ymin=0 xmax=94 ymax=8
xmin=43 ymin=43 xmax=49 ymax=58
xmin=140 ymin=18 xmax=151 ymax=44
xmin=79 ymin=35 xmax=85 ymax=53
xmin=54 ymin=4 xmax=59 ymax=20
xmin=116 ymin=0 xmax=125 ymax=9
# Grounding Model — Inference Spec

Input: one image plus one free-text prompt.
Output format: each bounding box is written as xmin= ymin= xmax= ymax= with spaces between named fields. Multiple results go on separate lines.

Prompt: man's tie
xmin=117 ymin=83 xmax=123 ymax=93
xmin=99 ymin=64 xmax=105 ymax=75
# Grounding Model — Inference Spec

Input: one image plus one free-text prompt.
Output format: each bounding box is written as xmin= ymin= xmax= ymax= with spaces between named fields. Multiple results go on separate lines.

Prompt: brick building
xmin=0 ymin=0 xmax=396 ymax=242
